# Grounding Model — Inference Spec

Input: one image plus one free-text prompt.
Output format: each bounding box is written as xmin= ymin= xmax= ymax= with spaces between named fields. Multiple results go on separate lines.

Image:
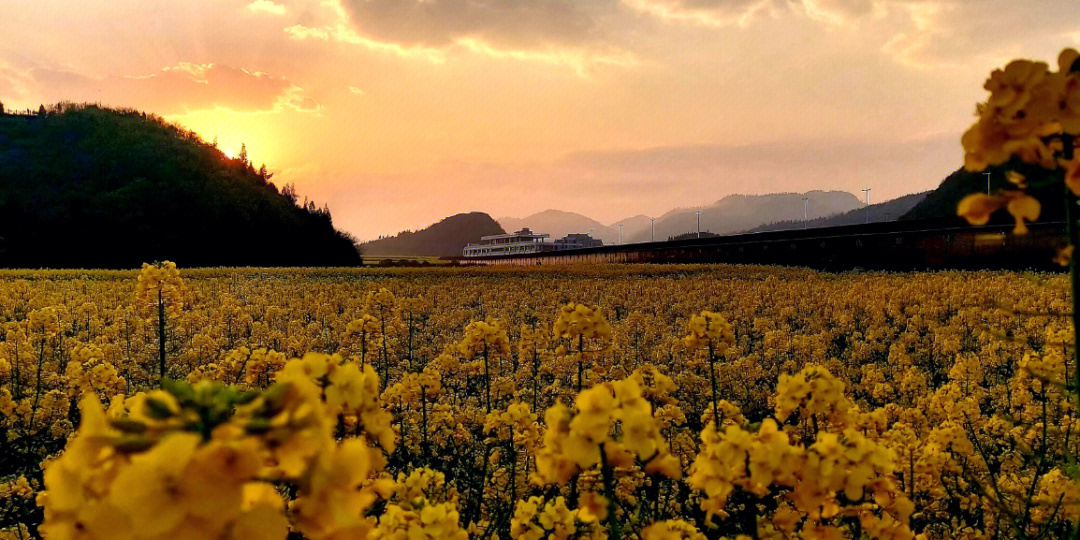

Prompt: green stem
xmin=509 ymin=424 xmax=517 ymax=507
xmin=158 ymin=289 xmax=167 ymax=381
xmin=599 ymin=443 xmax=622 ymax=540
xmin=708 ymin=342 xmax=720 ymax=432
xmin=577 ymin=334 xmax=584 ymax=394
xmin=28 ymin=339 xmax=46 ymax=430
xmin=380 ymin=309 xmax=388 ymax=386
xmin=421 ymin=385 xmax=429 ymax=462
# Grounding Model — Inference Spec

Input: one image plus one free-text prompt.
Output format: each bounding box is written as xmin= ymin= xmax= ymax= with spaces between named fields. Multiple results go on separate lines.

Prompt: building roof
xmin=478 ymin=228 xmax=550 ymax=241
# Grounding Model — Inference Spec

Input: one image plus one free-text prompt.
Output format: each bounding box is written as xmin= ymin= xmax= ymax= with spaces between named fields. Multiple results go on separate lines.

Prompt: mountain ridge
xmin=747 ymin=192 xmax=930 ymax=233
xmin=497 ymin=210 xmax=618 ymax=244
xmin=628 ymin=190 xmax=861 ymax=242
xmin=493 ymin=191 xmax=863 ymax=246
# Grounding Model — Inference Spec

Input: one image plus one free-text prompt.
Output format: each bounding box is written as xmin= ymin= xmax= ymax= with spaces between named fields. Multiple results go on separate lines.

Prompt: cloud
xmin=311 ymin=0 xmax=637 ymax=72
xmin=336 ymin=0 xmax=602 ymax=49
xmin=0 ymin=62 xmax=31 ymax=104
xmin=798 ymin=0 xmax=877 ymax=25
xmin=285 ymin=24 xmax=330 ymax=41
xmin=626 ymin=0 xmax=1080 ymax=71
xmin=247 ymin=0 xmax=287 ymax=15
xmin=621 ymin=0 xmax=780 ymax=26
xmin=621 ymin=0 xmax=882 ymax=27
xmin=289 ymin=24 xmax=448 ymax=63
xmin=120 ymin=63 xmax=307 ymax=114
xmin=12 ymin=62 xmax=319 ymax=115
xmin=348 ymin=85 xmax=364 ymax=95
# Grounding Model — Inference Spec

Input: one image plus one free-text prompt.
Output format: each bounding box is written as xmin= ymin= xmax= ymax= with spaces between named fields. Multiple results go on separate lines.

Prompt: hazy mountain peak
xmin=362 ymin=212 xmax=504 ymax=258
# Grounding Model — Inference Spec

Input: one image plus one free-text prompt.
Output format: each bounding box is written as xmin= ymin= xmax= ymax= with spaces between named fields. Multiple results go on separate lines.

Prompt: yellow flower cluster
xmin=134 ymin=261 xmax=185 ymax=314
xmin=773 ymin=365 xmax=852 ymax=427
xmin=276 ymin=352 xmax=395 ymax=451
xmin=535 ymin=371 xmax=682 ymax=485
xmin=484 ymin=401 xmax=540 ymax=449
xmin=958 ymin=48 xmax=1080 ymax=234
xmin=457 ymin=319 xmax=510 ymax=359
xmin=682 ymin=310 xmax=735 ymax=351
xmin=38 ymin=353 xmax=414 ymax=540
xmin=0 ymin=477 xmax=32 ymax=499
xmin=510 ymin=495 xmax=582 ymax=540
xmin=553 ymin=303 xmax=612 ymax=345
xmin=641 ymin=519 xmax=707 ymax=540
xmin=963 ymin=49 xmax=1080 ymax=172
xmin=690 ymin=366 xmax=914 ymax=539
xmin=27 ymin=308 xmax=59 ymax=339
xmin=374 ymin=467 xmax=468 ymax=540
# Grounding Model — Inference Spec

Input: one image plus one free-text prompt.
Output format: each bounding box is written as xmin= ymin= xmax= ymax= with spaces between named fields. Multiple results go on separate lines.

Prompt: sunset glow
xmin=3 ymin=0 xmax=1078 ymax=240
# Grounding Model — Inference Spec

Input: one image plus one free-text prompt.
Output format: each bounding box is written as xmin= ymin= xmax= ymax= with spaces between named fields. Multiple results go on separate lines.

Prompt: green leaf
xmin=144 ymin=396 xmax=176 ymax=420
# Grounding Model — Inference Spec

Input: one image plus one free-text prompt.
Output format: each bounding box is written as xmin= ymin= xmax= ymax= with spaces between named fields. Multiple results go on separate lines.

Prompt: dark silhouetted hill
xmin=362 ymin=212 xmax=505 ymax=257
xmin=748 ymin=192 xmax=930 ymax=232
xmin=902 ymin=165 xmax=1065 ymax=225
xmin=0 ymin=103 xmax=360 ymax=268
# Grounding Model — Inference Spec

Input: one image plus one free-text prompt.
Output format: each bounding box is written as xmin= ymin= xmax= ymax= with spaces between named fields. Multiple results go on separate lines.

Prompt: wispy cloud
xmin=621 ymin=0 xmax=778 ymax=27
xmin=247 ymin=0 xmax=286 ymax=16
xmin=13 ymin=61 xmax=319 ymax=115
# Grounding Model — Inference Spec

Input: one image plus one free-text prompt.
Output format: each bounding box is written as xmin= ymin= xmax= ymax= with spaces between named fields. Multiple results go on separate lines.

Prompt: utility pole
xmin=984 ymin=171 xmax=991 ymax=195
xmin=862 ymin=188 xmax=871 ymax=223
xmin=650 ymin=217 xmax=655 ymax=242
xmin=618 ymin=224 xmax=623 ymax=245
xmin=695 ymin=210 xmax=702 ymax=238
xmin=802 ymin=197 xmax=809 ymax=229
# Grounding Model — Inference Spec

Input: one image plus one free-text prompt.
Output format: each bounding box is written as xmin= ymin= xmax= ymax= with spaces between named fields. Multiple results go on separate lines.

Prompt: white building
xmin=463 ymin=228 xmax=553 ymax=257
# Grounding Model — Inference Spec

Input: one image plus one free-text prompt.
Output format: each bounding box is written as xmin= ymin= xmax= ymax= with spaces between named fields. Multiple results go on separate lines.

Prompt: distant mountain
xmin=627 ymin=190 xmax=861 ymax=242
xmin=362 ymin=212 xmax=505 ymax=258
xmin=498 ymin=210 xmax=616 ymax=244
xmin=748 ymin=192 xmax=930 ymax=233
xmin=0 ymin=103 xmax=360 ymax=268
xmin=609 ymin=215 xmax=654 ymax=242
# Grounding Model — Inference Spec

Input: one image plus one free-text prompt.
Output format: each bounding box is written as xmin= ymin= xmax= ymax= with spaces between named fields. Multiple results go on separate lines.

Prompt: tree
xmin=37 ymin=104 xmax=46 ymax=116
xmin=239 ymin=143 xmax=248 ymax=165
xmin=282 ymin=183 xmax=298 ymax=205
xmin=0 ymin=101 xmax=5 ymax=115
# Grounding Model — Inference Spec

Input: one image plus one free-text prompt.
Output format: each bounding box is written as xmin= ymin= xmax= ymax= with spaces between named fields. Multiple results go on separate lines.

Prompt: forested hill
xmin=902 ymin=165 xmax=1067 ymax=225
xmin=362 ymin=212 xmax=505 ymax=258
xmin=0 ymin=104 xmax=360 ymax=268
xmin=747 ymin=192 xmax=930 ymax=232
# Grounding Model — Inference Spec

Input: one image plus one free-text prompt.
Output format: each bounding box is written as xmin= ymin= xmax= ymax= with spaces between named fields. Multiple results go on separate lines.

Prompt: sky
xmin=2 ymin=0 xmax=1079 ymax=241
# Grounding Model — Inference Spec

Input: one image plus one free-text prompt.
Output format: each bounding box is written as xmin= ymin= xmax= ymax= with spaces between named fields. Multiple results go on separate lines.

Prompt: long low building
xmin=463 ymin=228 xmax=553 ymax=257
xmin=464 ymin=229 xmax=606 ymax=257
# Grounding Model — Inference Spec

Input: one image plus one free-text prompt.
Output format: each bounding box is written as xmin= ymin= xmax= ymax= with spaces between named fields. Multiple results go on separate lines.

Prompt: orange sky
xmin=2 ymin=0 xmax=1078 ymax=240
